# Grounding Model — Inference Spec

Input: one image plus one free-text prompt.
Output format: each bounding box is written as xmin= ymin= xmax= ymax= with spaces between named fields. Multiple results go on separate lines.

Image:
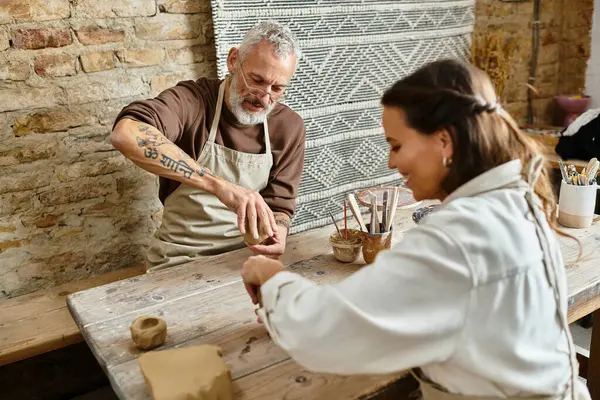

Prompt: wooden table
xmin=68 ymin=206 xmax=600 ymax=400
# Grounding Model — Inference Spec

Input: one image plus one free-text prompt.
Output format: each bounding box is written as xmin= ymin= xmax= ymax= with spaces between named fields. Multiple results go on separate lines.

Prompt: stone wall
xmin=0 ymin=0 xmax=216 ymax=298
xmin=473 ymin=0 xmax=594 ymax=125
xmin=0 ymin=0 xmax=594 ymax=298
xmin=585 ymin=0 xmax=600 ymax=109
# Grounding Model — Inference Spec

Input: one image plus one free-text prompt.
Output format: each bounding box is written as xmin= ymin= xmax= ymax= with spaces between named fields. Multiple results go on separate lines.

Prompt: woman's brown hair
xmin=381 ymin=59 xmax=566 ymax=237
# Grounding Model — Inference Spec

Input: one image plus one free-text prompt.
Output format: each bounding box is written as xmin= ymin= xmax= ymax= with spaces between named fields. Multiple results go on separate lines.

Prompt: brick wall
xmin=586 ymin=0 xmax=600 ymax=109
xmin=0 ymin=1 xmax=593 ymax=298
xmin=0 ymin=0 xmax=216 ymax=298
xmin=473 ymin=0 xmax=594 ymax=125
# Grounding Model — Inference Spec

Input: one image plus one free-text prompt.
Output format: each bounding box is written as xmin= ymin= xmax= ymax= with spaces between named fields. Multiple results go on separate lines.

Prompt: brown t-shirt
xmin=114 ymin=78 xmax=306 ymax=217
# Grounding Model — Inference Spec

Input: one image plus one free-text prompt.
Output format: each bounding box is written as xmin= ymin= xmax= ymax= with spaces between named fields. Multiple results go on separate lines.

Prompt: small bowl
xmin=329 ymin=229 xmax=362 ymax=263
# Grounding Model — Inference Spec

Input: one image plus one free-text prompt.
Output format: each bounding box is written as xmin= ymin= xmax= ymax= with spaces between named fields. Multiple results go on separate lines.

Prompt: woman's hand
xmin=241 ymin=255 xmax=285 ymax=304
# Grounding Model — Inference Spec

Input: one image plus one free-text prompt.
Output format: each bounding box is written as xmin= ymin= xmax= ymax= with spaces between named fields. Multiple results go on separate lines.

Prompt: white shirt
xmin=258 ymin=160 xmax=585 ymax=397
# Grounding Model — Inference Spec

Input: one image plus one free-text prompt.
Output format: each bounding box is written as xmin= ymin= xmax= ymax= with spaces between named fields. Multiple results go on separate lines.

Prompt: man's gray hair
xmin=238 ymin=20 xmax=301 ymax=62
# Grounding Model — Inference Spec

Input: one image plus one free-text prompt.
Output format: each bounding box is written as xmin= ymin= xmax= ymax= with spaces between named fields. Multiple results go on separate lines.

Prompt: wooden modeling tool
xmin=386 ymin=187 xmax=400 ymax=231
xmin=382 ymin=190 xmax=388 ymax=232
xmin=368 ymin=191 xmax=379 ymax=233
xmin=347 ymin=194 xmax=368 ymax=232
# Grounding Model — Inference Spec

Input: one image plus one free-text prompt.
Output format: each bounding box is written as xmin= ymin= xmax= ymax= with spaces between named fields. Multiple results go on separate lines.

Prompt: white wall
xmin=586 ymin=0 xmax=600 ymax=108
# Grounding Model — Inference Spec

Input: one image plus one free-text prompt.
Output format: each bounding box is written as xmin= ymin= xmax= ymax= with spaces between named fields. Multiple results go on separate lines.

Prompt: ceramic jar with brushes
xmin=557 ymin=157 xmax=600 ymax=228
xmin=360 ymin=188 xmax=399 ymax=264
xmin=328 ymin=202 xmax=362 ymax=263
xmin=345 ymin=188 xmax=402 ymax=264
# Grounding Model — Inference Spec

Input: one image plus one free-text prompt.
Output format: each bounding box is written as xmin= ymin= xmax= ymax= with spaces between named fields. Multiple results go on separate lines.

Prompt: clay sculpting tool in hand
xmin=368 ymin=191 xmax=379 ymax=233
xmin=381 ymin=190 xmax=388 ymax=233
xmin=347 ymin=193 xmax=368 ymax=232
xmin=328 ymin=211 xmax=342 ymax=237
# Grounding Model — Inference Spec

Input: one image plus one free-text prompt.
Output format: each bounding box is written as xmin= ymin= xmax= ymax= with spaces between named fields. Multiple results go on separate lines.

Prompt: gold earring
xmin=443 ymin=157 xmax=453 ymax=167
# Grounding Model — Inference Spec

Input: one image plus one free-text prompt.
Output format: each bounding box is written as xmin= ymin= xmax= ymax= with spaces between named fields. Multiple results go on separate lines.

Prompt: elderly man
xmin=111 ymin=21 xmax=305 ymax=272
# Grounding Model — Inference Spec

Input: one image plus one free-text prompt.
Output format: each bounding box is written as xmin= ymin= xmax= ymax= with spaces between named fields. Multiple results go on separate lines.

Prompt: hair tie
xmin=473 ymin=95 xmax=502 ymax=114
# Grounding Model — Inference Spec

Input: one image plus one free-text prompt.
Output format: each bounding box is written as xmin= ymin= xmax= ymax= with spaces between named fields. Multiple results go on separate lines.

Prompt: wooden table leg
xmin=589 ymin=309 xmax=600 ymax=400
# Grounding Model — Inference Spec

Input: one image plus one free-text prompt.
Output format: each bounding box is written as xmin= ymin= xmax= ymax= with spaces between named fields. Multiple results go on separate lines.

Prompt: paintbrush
xmin=328 ymin=211 xmax=342 ymax=237
xmin=368 ymin=191 xmax=379 ymax=233
xmin=347 ymin=193 xmax=368 ymax=232
xmin=381 ymin=190 xmax=388 ymax=233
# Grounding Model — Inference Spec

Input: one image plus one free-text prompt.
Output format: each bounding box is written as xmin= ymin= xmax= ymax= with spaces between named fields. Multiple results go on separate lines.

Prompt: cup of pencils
xmin=557 ymin=158 xmax=600 ymax=228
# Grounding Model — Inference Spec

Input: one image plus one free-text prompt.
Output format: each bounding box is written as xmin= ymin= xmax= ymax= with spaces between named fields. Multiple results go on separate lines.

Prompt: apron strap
xmin=263 ymin=117 xmax=271 ymax=156
xmin=208 ymin=79 xmax=272 ymax=156
xmin=207 ymin=81 xmax=227 ymax=145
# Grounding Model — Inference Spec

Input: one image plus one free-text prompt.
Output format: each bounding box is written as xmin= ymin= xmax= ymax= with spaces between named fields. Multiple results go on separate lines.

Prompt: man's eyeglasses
xmin=238 ymin=61 xmax=286 ymax=102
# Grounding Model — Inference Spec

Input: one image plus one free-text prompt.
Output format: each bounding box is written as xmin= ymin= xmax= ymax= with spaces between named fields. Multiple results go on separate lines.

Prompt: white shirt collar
xmin=444 ymin=159 xmax=524 ymax=203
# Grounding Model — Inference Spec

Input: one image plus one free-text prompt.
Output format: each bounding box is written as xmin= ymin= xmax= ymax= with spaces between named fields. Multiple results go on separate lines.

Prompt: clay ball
xmin=130 ymin=316 xmax=167 ymax=350
xmin=242 ymin=220 xmax=270 ymax=245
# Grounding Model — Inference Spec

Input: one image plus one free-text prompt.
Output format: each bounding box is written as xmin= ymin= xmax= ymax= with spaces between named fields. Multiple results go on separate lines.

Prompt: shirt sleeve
xmin=113 ymin=81 xmax=203 ymax=143
xmin=258 ymin=224 xmax=472 ymax=375
xmin=260 ymin=117 xmax=306 ymax=217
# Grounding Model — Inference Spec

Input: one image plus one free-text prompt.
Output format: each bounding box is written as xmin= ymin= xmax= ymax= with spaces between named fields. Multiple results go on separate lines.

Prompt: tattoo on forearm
xmin=143 ymin=147 xmax=158 ymax=159
xmin=196 ymin=167 xmax=214 ymax=177
xmin=136 ymin=125 xmax=169 ymax=148
xmin=275 ymin=218 xmax=290 ymax=230
xmin=135 ymin=127 xmax=216 ymax=182
xmin=159 ymin=155 xmax=195 ymax=178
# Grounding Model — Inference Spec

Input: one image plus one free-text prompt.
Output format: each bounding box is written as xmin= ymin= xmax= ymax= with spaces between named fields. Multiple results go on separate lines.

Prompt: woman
xmin=240 ymin=59 xmax=590 ymax=399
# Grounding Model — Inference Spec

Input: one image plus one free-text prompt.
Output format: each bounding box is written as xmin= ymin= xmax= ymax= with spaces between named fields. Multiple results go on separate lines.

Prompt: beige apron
xmin=146 ymin=80 xmax=273 ymax=272
xmin=411 ymin=157 xmax=589 ymax=400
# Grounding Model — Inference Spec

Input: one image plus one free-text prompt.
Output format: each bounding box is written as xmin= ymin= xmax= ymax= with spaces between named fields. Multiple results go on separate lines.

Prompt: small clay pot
xmin=130 ymin=316 xmax=167 ymax=350
xmin=329 ymin=229 xmax=362 ymax=263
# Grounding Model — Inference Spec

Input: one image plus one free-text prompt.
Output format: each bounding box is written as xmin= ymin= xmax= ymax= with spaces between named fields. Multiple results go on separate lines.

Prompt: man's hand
xmin=214 ymin=180 xmax=278 ymax=241
xmin=246 ymin=214 xmax=289 ymax=259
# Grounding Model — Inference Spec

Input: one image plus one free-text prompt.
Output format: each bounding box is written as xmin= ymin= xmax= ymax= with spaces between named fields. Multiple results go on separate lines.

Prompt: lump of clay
xmin=130 ymin=316 xmax=167 ymax=350
xmin=242 ymin=219 xmax=270 ymax=245
xmin=139 ymin=344 xmax=233 ymax=400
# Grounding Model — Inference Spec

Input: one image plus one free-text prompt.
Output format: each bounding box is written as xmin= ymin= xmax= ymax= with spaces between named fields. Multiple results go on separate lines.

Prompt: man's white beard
xmin=227 ymin=75 xmax=276 ymax=125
